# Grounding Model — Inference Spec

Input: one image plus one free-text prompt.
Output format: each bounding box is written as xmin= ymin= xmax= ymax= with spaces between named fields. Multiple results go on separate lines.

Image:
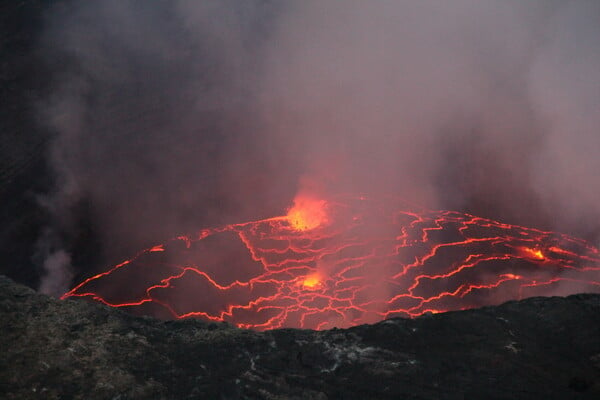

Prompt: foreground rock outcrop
xmin=1 ymin=275 xmax=599 ymax=399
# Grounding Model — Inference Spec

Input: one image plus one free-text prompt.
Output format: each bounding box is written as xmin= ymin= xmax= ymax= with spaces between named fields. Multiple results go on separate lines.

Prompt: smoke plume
xmin=37 ymin=1 xmax=600 ymax=292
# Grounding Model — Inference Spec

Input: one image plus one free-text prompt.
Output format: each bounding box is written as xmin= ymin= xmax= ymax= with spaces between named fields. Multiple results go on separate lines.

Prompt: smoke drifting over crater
xmin=38 ymin=1 xmax=599 ymax=295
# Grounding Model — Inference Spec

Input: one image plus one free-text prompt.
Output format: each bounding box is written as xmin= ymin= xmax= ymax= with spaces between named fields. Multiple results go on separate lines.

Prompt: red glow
xmin=300 ymin=272 xmax=323 ymax=290
xmin=62 ymin=195 xmax=600 ymax=331
xmin=286 ymin=196 xmax=328 ymax=231
xmin=519 ymin=247 xmax=544 ymax=260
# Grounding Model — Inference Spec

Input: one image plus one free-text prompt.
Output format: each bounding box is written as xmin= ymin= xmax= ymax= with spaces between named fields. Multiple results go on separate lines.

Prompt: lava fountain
xmin=62 ymin=195 xmax=600 ymax=330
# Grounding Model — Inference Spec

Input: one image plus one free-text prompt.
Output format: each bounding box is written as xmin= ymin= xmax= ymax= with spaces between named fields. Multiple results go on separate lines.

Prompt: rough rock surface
xmin=1 ymin=275 xmax=599 ymax=399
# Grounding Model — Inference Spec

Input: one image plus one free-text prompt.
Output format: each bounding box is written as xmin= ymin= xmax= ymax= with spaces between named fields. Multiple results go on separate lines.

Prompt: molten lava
xmin=63 ymin=195 xmax=600 ymax=331
xmin=286 ymin=196 xmax=328 ymax=231
xmin=301 ymin=273 xmax=323 ymax=290
xmin=520 ymin=247 xmax=545 ymax=260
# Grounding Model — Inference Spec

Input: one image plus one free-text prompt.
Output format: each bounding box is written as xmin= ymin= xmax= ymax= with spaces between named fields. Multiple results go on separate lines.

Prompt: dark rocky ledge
xmin=1 ymin=275 xmax=599 ymax=399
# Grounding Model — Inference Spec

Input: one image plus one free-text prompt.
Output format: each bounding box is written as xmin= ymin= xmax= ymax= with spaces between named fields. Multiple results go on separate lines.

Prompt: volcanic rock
xmin=1 ymin=275 xmax=599 ymax=399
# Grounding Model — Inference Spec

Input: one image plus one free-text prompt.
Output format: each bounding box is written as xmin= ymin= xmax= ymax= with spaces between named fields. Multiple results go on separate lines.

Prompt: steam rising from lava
xmin=36 ymin=1 xmax=600 ymax=302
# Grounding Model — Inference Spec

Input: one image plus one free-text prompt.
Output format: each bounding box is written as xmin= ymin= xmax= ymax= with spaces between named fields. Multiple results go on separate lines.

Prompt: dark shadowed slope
xmin=1 ymin=275 xmax=599 ymax=399
xmin=0 ymin=0 xmax=57 ymax=288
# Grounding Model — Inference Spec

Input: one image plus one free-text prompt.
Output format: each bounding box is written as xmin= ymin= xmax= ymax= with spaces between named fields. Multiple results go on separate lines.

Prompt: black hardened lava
xmin=1 ymin=275 xmax=599 ymax=399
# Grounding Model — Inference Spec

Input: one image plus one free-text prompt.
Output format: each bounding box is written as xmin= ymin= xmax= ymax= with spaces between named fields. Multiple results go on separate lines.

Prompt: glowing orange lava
xmin=286 ymin=196 xmax=328 ymax=231
xmin=521 ymin=247 xmax=545 ymax=260
xmin=62 ymin=195 xmax=600 ymax=331
xmin=301 ymin=273 xmax=323 ymax=289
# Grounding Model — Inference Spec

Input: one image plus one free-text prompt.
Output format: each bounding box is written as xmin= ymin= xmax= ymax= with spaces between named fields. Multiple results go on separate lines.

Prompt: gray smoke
xmin=39 ymin=248 xmax=72 ymax=297
xmin=258 ymin=1 xmax=599 ymax=232
xmin=37 ymin=0 xmax=600 ymax=293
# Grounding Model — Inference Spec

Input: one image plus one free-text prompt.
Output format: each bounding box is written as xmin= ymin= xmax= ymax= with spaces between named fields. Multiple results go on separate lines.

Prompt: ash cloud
xmin=268 ymin=2 xmax=600 ymax=309
xmin=38 ymin=1 xmax=599 ymax=292
xmin=258 ymin=0 xmax=599 ymax=240
xmin=38 ymin=0 xmax=288 ymax=280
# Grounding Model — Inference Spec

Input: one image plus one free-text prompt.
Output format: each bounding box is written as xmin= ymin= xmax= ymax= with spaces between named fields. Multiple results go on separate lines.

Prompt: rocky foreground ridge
xmin=1 ymin=275 xmax=599 ymax=399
